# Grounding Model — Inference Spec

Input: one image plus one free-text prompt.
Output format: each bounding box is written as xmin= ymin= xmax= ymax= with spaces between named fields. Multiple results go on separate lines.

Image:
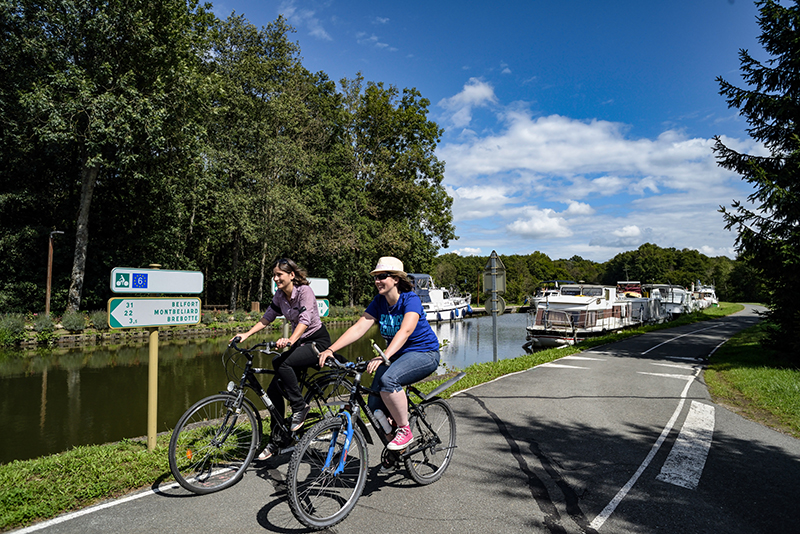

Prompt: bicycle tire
xmin=404 ymin=398 xmax=457 ymax=485
xmin=168 ymin=394 xmax=259 ymax=494
xmin=286 ymin=415 xmax=368 ymax=529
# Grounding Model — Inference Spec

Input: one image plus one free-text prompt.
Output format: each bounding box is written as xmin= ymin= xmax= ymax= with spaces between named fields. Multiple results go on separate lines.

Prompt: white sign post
xmin=109 ymin=267 xmax=203 ymax=451
xmin=108 ymin=297 xmax=202 ymax=329
xmin=110 ymin=267 xmax=203 ymax=294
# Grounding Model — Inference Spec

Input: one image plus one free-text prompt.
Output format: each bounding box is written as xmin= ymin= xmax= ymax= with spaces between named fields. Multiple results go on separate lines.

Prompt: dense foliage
xmin=714 ymin=0 xmax=800 ymax=353
xmin=0 ymin=3 xmax=453 ymax=313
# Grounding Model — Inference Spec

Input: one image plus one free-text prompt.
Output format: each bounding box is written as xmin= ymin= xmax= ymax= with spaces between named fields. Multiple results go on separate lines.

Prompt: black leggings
xmin=266 ymin=324 xmax=331 ymax=418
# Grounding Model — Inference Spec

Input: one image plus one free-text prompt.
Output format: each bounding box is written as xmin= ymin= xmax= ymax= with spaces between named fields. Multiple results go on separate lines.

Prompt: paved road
xmin=16 ymin=304 xmax=800 ymax=533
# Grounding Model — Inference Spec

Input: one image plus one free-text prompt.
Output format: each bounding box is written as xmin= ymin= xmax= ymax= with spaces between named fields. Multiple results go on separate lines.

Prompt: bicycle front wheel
xmin=405 ymin=398 xmax=457 ymax=484
xmin=168 ymin=394 xmax=259 ymax=494
xmin=286 ymin=416 xmax=368 ymax=529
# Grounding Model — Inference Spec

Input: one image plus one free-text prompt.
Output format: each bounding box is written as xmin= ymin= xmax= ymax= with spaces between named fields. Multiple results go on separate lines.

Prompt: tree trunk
xmin=66 ymin=164 xmax=99 ymax=312
xmin=229 ymin=232 xmax=239 ymax=310
xmin=258 ymin=240 xmax=267 ymax=301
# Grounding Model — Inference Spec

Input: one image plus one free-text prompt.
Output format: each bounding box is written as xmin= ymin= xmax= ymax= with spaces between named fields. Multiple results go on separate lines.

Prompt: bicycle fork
xmin=324 ymin=412 xmax=354 ymax=476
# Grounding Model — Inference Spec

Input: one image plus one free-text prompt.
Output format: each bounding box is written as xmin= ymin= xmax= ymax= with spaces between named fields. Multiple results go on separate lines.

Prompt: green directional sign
xmin=317 ymin=299 xmax=330 ymax=318
xmin=108 ymin=297 xmax=202 ymax=329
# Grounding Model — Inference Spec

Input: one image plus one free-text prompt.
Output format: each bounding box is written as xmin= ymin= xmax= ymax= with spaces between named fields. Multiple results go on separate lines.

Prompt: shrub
xmin=0 ymin=314 xmax=26 ymax=346
xmin=61 ymin=310 xmax=86 ymax=332
xmin=89 ymin=310 xmax=108 ymax=331
xmin=201 ymin=311 xmax=216 ymax=325
xmin=233 ymin=309 xmax=248 ymax=322
xmin=33 ymin=313 xmax=55 ymax=333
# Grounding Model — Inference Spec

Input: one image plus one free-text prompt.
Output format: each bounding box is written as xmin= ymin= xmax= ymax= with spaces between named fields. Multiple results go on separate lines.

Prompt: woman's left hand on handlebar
xmin=276 ymin=337 xmax=292 ymax=349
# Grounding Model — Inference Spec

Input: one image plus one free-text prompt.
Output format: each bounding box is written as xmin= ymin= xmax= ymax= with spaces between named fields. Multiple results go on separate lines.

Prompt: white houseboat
xmin=407 ymin=273 xmax=472 ymax=322
xmin=524 ymin=284 xmax=635 ymax=348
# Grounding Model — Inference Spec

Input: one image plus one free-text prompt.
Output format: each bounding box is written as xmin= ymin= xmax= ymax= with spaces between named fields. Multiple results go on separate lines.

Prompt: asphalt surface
xmin=14 ymin=304 xmax=800 ymax=534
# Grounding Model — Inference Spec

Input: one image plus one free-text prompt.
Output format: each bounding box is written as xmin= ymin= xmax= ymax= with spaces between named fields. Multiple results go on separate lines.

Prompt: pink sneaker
xmin=387 ymin=425 xmax=413 ymax=451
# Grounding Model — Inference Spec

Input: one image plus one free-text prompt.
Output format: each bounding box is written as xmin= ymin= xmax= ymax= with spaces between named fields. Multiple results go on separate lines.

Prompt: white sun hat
xmin=370 ymin=256 xmax=406 ymax=276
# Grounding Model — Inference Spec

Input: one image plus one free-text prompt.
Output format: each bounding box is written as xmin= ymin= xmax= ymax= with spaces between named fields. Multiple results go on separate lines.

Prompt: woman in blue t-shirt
xmin=318 ymin=256 xmax=440 ymax=451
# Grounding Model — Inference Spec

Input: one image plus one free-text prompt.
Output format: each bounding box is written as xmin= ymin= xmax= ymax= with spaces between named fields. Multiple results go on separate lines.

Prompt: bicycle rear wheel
xmin=303 ymin=374 xmax=354 ymax=428
xmin=169 ymin=394 xmax=259 ymax=494
xmin=404 ymin=398 xmax=457 ymax=484
xmin=286 ymin=416 xmax=368 ymax=529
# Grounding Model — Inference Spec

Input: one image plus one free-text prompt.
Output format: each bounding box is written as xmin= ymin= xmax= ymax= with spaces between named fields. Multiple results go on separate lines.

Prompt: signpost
xmin=110 ymin=267 xmax=203 ymax=294
xmin=108 ymin=297 xmax=201 ymax=329
xmin=317 ymin=298 xmax=330 ymax=318
xmin=108 ymin=267 xmax=203 ymax=451
xmin=483 ymin=251 xmax=506 ymax=363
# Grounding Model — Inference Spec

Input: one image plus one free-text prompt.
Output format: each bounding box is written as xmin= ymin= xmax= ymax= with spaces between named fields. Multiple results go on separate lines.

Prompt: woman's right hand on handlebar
xmin=318 ymin=348 xmax=334 ymax=368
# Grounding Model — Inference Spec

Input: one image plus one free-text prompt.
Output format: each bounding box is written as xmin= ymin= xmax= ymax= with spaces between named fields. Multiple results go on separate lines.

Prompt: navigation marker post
xmin=483 ymin=251 xmax=506 ymax=363
xmin=108 ymin=267 xmax=203 ymax=451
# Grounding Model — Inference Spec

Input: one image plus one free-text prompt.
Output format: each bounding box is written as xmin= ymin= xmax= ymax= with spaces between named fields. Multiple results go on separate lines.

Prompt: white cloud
xmin=279 ymin=1 xmax=332 ymax=40
xmin=507 ymin=208 xmax=573 ymax=239
xmin=437 ymin=78 xmax=498 ymax=128
xmin=564 ymin=201 xmax=594 ymax=215
xmin=356 ymin=32 xmax=395 ymax=50
xmin=435 ymin=86 xmax=763 ymax=261
xmin=451 ymin=247 xmax=483 ymax=256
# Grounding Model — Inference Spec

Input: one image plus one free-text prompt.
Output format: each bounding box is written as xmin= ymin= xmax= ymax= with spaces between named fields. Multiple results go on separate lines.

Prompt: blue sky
xmin=215 ymin=0 xmax=767 ymax=262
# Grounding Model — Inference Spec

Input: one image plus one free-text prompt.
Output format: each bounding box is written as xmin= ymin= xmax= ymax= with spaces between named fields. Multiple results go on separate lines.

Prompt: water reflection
xmin=0 ymin=314 xmax=530 ymax=464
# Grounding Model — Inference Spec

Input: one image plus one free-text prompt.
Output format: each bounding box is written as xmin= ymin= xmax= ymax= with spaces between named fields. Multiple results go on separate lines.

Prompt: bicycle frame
xmin=318 ymin=347 xmax=466 ymax=473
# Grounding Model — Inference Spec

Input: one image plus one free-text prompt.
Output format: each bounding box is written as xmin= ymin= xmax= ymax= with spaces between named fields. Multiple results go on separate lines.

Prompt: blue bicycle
xmin=286 ymin=344 xmax=465 ymax=529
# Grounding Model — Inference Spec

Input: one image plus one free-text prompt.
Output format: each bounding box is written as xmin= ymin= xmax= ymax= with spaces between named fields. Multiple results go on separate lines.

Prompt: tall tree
xmin=714 ymin=0 xmax=800 ymax=352
xmin=12 ymin=0 xmax=212 ymax=311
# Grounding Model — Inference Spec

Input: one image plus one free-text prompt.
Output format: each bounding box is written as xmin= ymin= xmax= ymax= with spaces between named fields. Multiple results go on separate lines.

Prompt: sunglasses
xmin=373 ymin=273 xmax=392 ymax=281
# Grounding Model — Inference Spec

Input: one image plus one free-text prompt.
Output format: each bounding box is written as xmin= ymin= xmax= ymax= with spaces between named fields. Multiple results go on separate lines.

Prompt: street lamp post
xmin=45 ymin=231 xmax=64 ymax=316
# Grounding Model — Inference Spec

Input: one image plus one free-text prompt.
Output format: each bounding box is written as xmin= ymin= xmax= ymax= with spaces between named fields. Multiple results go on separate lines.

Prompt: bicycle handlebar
xmin=228 ymin=338 xmax=288 ymax=354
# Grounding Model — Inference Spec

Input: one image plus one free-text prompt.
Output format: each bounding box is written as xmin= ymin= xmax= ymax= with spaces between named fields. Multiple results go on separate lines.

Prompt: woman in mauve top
xmin=236 ymin=258 xmax=331 ymax=459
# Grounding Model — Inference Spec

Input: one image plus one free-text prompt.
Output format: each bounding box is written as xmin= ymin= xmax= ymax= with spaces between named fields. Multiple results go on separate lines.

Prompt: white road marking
xmin=541 ymin=363 xmax=590 ymax=369
xmin=651 ymin=363 xmax=696 ymax=370
xmin=590 ymin=366 xmax=701 ymax=531
xmin=656 ymin=401 xmax=715 ymax=490
xmin=13 ymin=482 xmax=183 ymax=533
xmin=641 ymin=324 xmax=720 ymax=355
xmin=563 ymin=355 xmax=606 ymax=361
xmin=638 ymin=372 xmax=694 ymax=380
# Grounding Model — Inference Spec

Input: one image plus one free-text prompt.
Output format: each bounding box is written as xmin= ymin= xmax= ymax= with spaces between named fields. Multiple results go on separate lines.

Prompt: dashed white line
xmin=656 ymin=401 xmax=715 ymax=490
xmin=541 ymin=363 xmax=590 ymax=369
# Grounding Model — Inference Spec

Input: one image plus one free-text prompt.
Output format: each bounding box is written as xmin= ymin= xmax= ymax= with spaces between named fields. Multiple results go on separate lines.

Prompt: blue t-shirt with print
xmin=365 ymin=291 xmax=439 ymax=356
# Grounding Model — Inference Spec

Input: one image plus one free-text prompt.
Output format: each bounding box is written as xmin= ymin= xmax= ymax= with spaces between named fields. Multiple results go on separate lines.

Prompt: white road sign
xmin=108 ymin=297 xmax=202 ymax=329
xmin=317 ymin=299 xmax=330 ymax=318
xmin=271 ymin=277 xmax=329 ymax=297
xmin=111 ymin=268 xmax=204 ymax=294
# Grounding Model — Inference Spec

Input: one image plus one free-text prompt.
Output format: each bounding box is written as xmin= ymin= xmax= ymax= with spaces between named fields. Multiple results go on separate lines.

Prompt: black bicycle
xmin=286 ymin=344 xmax=465 ymax=529
xmin=168 ymin=338 xmax=352 ymax=494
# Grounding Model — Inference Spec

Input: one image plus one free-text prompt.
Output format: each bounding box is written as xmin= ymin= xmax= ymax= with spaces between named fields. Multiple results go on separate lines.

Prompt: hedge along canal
xmin=0 ymin=313 xmax=532 ymax=464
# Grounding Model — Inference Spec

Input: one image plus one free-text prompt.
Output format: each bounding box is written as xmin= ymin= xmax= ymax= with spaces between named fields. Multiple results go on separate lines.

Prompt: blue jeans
xmin=368 ymin=350 xmax=440 ymax=414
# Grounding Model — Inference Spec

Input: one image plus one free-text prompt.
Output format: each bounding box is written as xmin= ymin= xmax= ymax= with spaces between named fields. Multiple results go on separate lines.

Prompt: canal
xmin=0 ymin=313 xmax=530 ymax=464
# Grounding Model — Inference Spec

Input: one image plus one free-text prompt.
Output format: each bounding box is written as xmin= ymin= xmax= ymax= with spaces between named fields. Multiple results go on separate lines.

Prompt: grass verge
xmin=3 ymin=302 xmax=792 ymax=532
xmin=704 ymin=320 xmax=800 ymax=438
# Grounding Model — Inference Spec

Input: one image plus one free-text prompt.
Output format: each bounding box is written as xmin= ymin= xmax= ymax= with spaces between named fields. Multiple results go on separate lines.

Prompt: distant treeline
xmin=430 ymin=243 xmax=765 ymax=305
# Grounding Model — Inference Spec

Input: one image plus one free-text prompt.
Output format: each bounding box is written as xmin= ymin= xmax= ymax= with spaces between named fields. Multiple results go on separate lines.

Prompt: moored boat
xmin=407 ymin=273 xmax=472 ymax=322
xmin=524 ymin=283 xmax=636 ymax=349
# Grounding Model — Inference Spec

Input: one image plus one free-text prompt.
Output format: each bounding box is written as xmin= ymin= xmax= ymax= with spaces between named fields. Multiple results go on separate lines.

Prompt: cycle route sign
xmin=110 ymin=267 xmax=203 ymax=294
xmin=108 ymin=297 xmax=202 ymax=329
